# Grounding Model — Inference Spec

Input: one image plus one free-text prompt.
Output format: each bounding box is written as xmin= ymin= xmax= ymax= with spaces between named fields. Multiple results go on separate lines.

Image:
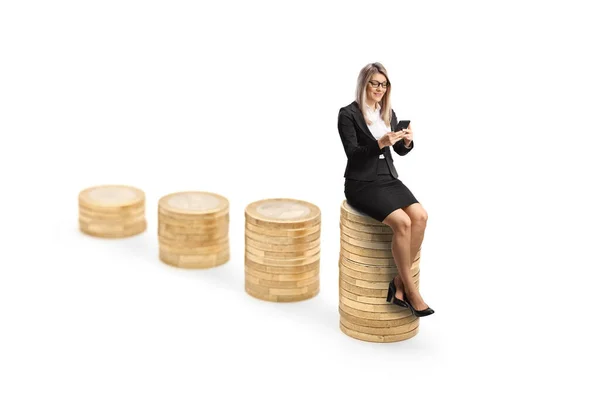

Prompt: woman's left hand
xmin=401 ymin=123 xmax=413 ymax=145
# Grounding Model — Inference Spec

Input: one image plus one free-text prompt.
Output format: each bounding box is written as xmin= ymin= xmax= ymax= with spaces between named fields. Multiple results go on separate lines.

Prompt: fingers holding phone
xmin=399 ymin=128 xmax=412 ymax=143
xmin=395 ymin=120 xmax=412 ymax=144
xmin=378 ymin=131 xmax=405 ymax=148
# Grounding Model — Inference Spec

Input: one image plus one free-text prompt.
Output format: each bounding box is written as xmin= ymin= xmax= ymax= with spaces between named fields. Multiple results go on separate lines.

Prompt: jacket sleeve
xmin=391 ymin=109 xmax=414 ymax=156
xmin=338 ymin=108 xmax=384 ymax=161
xmin=393 ymin=139 xmax=414 ymax=156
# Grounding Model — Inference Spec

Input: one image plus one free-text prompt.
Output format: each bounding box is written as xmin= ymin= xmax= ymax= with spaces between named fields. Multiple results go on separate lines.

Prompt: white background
xmin=1 ymin=1 xmax=599 ymax=399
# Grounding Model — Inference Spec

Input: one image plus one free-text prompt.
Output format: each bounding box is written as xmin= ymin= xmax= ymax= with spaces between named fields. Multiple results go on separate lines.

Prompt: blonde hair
xmin=355 ymin=62 xmax=392 ymax=127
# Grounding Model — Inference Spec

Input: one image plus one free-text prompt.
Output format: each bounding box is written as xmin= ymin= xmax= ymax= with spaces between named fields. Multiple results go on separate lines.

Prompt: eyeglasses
xmin=368 ymin=80 xmax=389 ymax=89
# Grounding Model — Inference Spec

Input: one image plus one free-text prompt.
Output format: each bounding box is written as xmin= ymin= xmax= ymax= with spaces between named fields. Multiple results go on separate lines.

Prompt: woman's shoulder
xmin=339 ymin=100 xmax=358 ymax=115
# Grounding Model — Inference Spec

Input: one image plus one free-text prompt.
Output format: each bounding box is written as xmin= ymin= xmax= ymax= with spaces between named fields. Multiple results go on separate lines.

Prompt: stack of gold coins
xmin=78 ymin=185 xmax=146 ymax=238
xmin=339 ymin=200 xmax=421 ymax=343
xmin=158 ymin=191 xmax=230 ymax=269
xmin=244 ymin=198 xmax=321 ymax=302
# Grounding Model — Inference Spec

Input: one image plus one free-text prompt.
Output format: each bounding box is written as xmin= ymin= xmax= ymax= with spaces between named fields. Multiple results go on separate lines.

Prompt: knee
xmin=390 ymin=216 xmax=411 ymax=234
xmin=413 ymin=209 xmax=428 ymax=227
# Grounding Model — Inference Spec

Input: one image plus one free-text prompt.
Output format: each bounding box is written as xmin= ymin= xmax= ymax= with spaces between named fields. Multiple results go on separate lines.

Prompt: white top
xmin=365 ymin=102 xmax=389 ymax=159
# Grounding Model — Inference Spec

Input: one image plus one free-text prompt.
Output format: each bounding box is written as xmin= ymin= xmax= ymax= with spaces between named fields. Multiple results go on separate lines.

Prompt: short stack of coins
xmin=244 ymin=198 xmax=321 ymax=302
xmin=339 ymin=200 xmax=421 ymax=343
xmin=78 ymin=185 xmax=146 ymax=238
xmin=158 ymin=191 xmax=230 ymax=269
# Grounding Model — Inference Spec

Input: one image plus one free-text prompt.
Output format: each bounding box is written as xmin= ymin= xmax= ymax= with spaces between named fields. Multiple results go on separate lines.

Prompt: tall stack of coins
xmin=244 ymin=198 xmax=321 ymax=302
xmin=339 ymin=200 xmax=421 ymax=343
xmin=158 ymin=191 xmax=230 ymax=269
xmin=78 ymin=185 xmax=146 ymax=238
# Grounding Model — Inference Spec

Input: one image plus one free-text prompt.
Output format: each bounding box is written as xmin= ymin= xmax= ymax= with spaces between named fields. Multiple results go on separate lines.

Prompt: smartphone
xmin=397 ymin=120 xmax=410 ymax=130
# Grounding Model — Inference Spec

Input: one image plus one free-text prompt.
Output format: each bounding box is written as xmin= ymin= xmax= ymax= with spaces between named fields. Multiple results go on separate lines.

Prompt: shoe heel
xmin=386 ymin=281 xmax=394 ymax=303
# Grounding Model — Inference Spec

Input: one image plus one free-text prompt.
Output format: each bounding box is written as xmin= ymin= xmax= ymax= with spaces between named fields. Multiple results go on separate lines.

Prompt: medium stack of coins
xmin=244 ymin=198 xmax=321 ymax=302
xmin=158 ymin=191 xmax=230 ymax=269
xmin=339 ymin=200 xmax=421 ymax=343
xmin=78 ymin=185 xmax=146 ymax=238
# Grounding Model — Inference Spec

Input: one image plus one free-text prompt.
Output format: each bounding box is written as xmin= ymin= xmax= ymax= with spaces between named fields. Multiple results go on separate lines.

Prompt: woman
xmin=337 ymin=62 xmax=434 ymax=317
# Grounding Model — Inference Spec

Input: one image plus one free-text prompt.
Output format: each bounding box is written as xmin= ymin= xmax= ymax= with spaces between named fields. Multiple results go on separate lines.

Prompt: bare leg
xmin=383 ymin=204 xmax=430 ymax=311
xmin=382 ymin=209 xmax=413 ymax=303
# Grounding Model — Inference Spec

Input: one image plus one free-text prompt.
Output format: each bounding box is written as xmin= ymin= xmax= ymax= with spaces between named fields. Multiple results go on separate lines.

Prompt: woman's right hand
xmin=377 ymin=131 xmax=405 ymax=149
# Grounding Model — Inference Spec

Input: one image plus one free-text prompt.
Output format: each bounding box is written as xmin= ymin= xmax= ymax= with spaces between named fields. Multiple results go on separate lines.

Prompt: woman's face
xmin=366 ymin=72 xmax=388 ymax=105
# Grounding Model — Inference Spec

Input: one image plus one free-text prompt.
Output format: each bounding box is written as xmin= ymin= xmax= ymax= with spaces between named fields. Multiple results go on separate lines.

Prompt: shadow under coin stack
xmin=339 ymin=200 xmax=422 ymax=343
xmin=78 ymin=185 xmax=146 ymax=238
xmin=244 ymin=199 xmax=321 ymax=302
xmin=158 ymin=191 xmax=230 ymax=268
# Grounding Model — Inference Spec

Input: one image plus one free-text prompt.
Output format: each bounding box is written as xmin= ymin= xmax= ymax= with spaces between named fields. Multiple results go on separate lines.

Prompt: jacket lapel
xmin=350 ymin=101 xmax=376 ymax=141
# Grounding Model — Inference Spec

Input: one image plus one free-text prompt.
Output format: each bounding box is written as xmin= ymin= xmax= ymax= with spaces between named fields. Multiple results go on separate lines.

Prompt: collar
xmin=365 ymin=101 xmax=381 ymax=112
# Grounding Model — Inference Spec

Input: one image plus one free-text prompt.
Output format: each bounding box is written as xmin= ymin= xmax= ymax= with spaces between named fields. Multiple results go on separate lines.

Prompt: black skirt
xmin=344 ymin=158 xmax=419 ymax=222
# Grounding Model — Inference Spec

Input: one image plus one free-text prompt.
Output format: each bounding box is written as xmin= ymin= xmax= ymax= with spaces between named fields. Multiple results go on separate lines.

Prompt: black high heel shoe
xmin=386 ymin=278 xmax=408 ymax=308
xmin=404 ymin=295 xmax=435 ymax=317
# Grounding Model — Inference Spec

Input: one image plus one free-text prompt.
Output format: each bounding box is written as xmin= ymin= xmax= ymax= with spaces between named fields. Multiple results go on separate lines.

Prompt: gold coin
xmin=340 ymin=201 xmax=382 ymax=226
xmin=339 ymin=264 xmax=395 ymax=282
xmin=339 ymin=295 xmax=407 ymax=314
xmin=244 ymin=257 xmax=320 ymax=275
xmin=244 ymin=279 xmax=319 ymax=296
xmin=338 ymin=301 xmax=413 ymax=321
xmin=339 ymin=223 xmax=393 ymax=241
xmin=340 ymin=287 xmax=422 ymax=307
xmin=245 ymin=243 xmax=320 ymax=259
xmin=339 ymin=278 xmax=387 ymax=298
xmin=340 ymin=232 xmax=391 ymax=249
xmin=157 ymin=227 xmax=227 ymax=242
xmin=339 ymin=288 xmax=392 ymax=305
xmin=340 ymin=322 xmax=418 ymax=343
xmin=245 ymin=250 xmax=320 ymax=267
xmin=245 ymin=221 xmax=321 ymax=238
xmin=79 ymin=185 xmax=145 ymax=211
xmin=158 ymin=221 xmax=228 ymax=236
xmin=340 ymin=240 xmax=393 ymax=258
xmin=339 ymin=262 xmax=419 ymax=282
xmin=340 ymin=315 xmax=419 ymax=335
xmin=244 ymin=265 xmax=319 ymax=282
xmin=337 ymin=255 xmax=398 ymax=274
xmin=244 ymin=236 xmax=320 ymax=252
xmin=339 ymin=248 xmax=395 ymax=266
xmin=245 ymin=284 xmax=319 ymax=303
xmin=340 ymin=218 xmax=392 ymax=234
xmin=78 ymin=213 xmax=146 ymax=227
xmin=338 ymin=275 xmax=420 ymax=296
xmin=338 ymin=307 xmax=417 ymax=328
xmin=79 ymin=220 xmax=146 ymax=238
xmin=159 ymin=241 xmax=229 ymax=256
xmin=159 ymin=248 xmax=229 ymax=269
xmin=245 ymin=229 xmax=320 ymax=245
xmin=157 ymin=213 xmax=229 ymax=229
xmin=157 ymin=211 xmax=229 ymax=227
xmin=79 ymin=205 xmax=145 ymax=220
xmin=245 ymin=270 xmax=319 ymax=289
xmin=340 ymin=270 xmax=420 ymax=290
xmin=158 ymin=191 xmax=229 ymax=217
xmin=245 ymin=198 xmax=320 ymax=228
xmin=158 ymin=234 xmax=229 ymax=249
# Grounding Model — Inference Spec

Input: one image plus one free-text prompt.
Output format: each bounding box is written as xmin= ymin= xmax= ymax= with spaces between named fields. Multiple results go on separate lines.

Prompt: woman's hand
xmin=400 ymin=124 xmax=413 ymax=146
xmin=377 ymin=131 xmax=405 ymax=149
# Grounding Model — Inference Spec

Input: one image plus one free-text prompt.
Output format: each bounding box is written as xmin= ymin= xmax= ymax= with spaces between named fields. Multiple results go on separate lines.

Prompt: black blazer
xmin=338 ymin=100 xmax=413 ymax=181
